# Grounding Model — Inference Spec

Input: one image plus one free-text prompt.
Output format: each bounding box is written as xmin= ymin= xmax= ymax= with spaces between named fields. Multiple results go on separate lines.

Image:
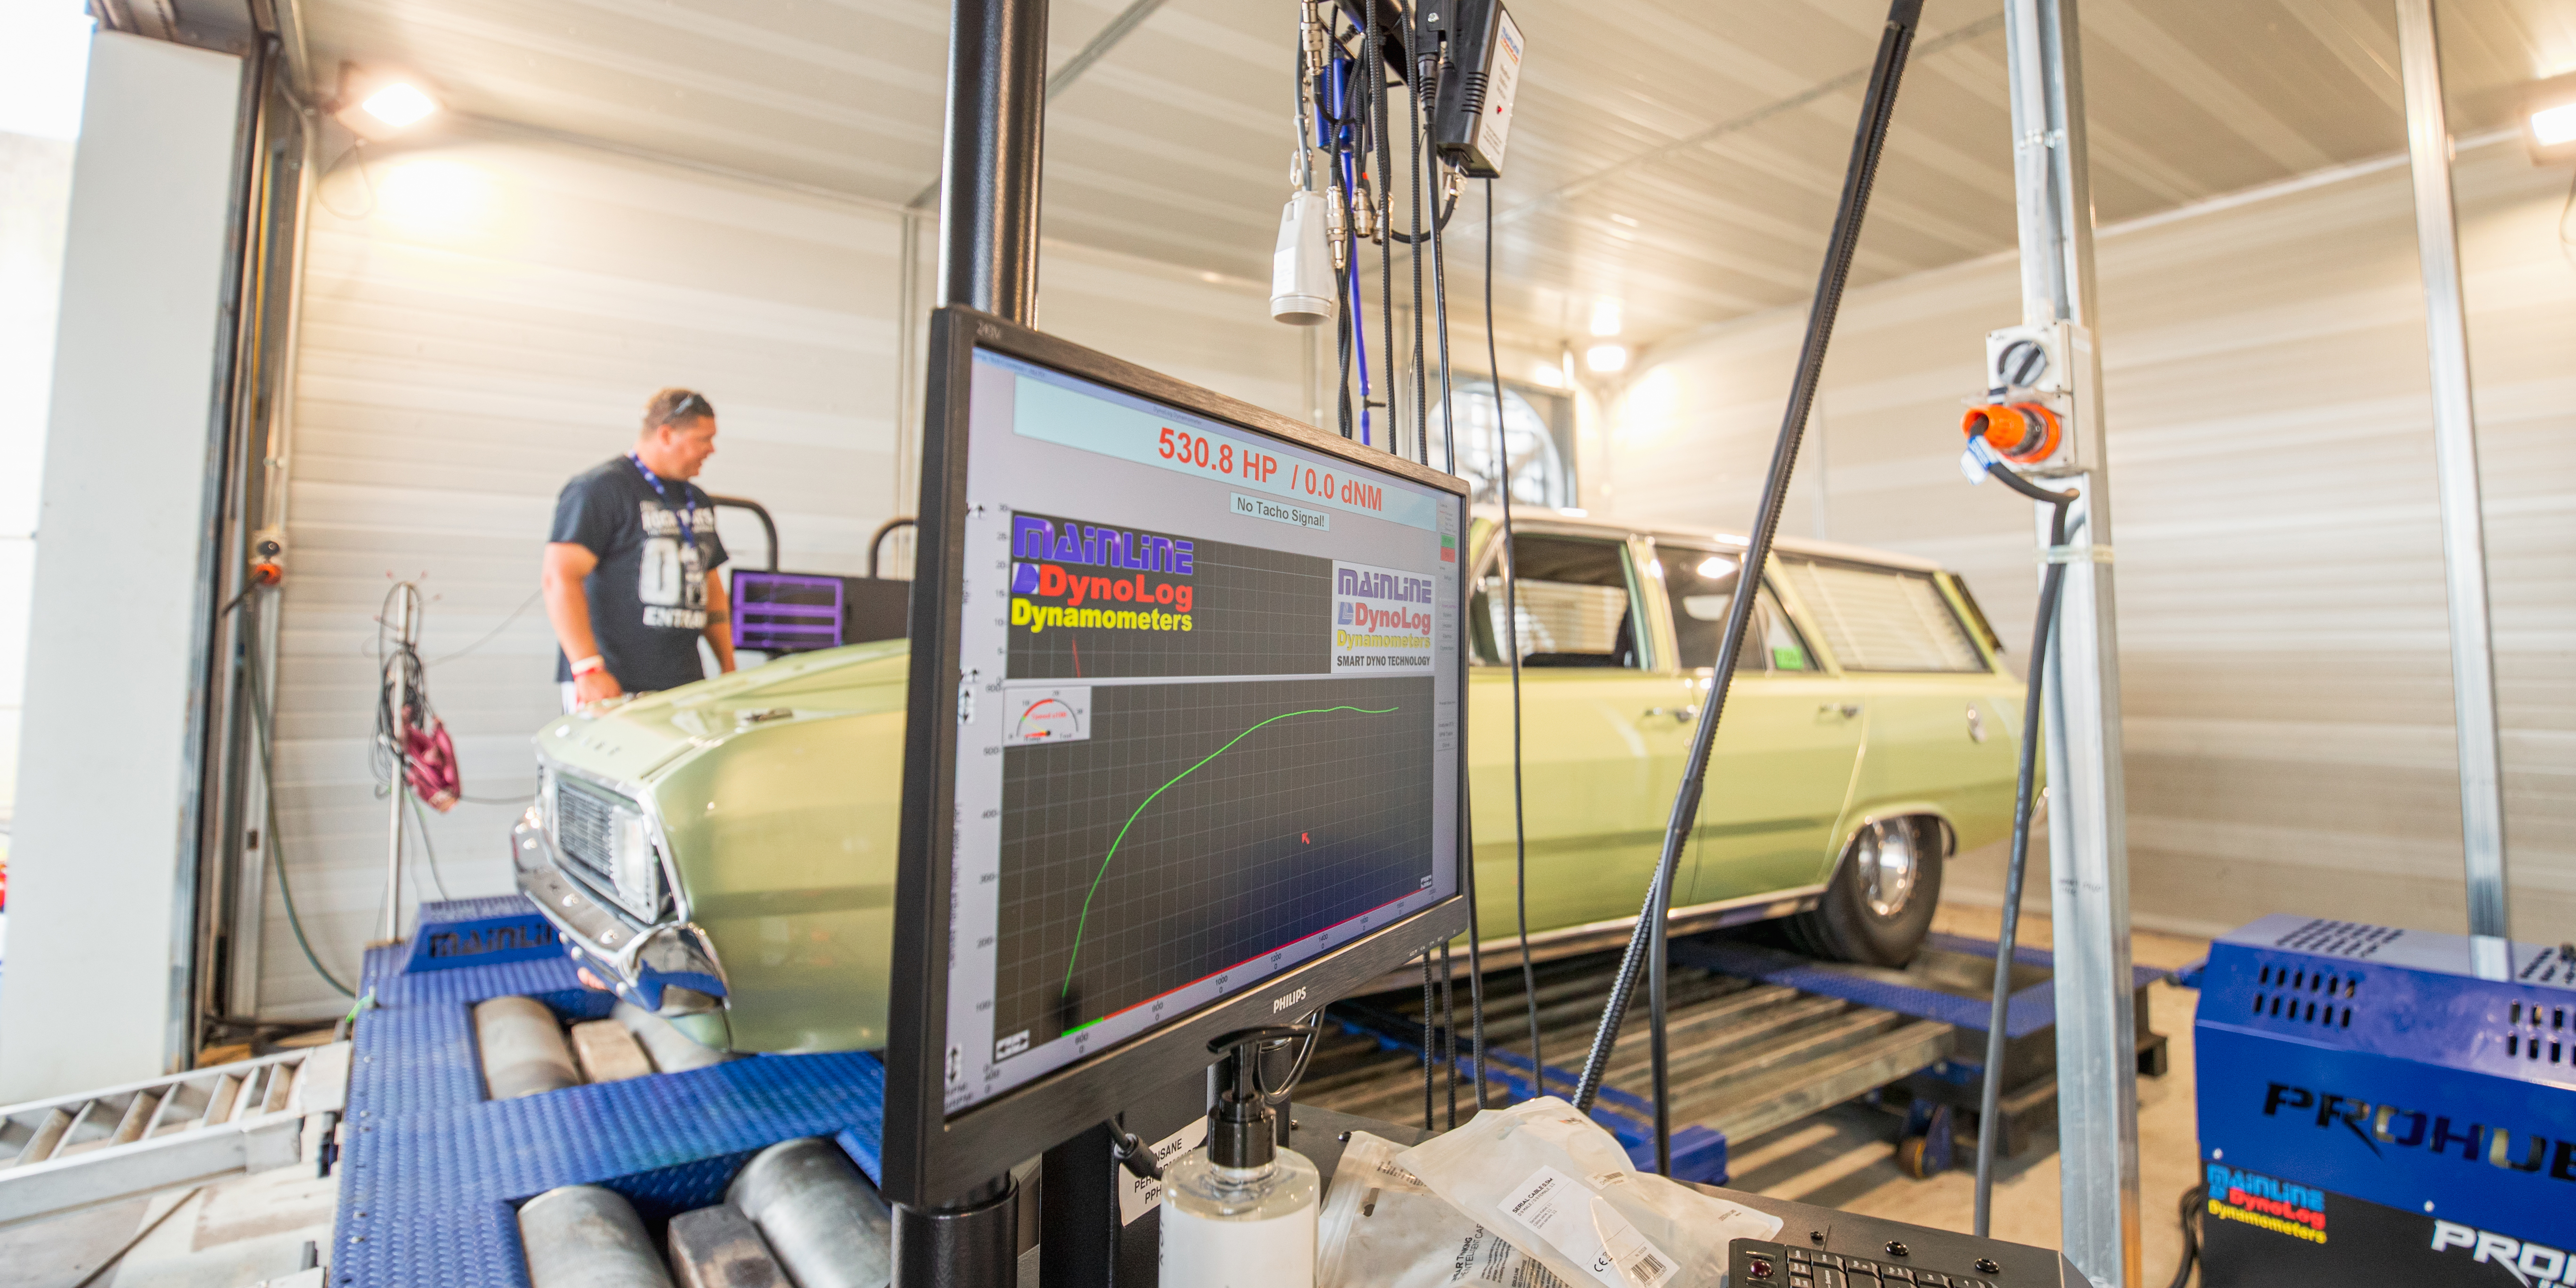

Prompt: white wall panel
xmin=1602 ymin=137 xmax=2576 ymax=941
xmin=260 ymin=129 xmax=912 ymax=1017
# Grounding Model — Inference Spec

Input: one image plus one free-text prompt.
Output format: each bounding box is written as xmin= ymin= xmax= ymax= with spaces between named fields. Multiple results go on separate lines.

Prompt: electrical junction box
xmin=1979 ymin=320 xmax=2093 ymax=474
xmin=2195 ymin=914 xmax=2576 ymax=1287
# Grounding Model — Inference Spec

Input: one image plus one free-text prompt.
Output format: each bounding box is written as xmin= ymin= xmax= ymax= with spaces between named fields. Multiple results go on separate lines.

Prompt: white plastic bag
xmin=1318 ymin=1132 xmax=1573 ymax=1288
xmin=1394 ymin=1097 xmax=1784 ymax=1288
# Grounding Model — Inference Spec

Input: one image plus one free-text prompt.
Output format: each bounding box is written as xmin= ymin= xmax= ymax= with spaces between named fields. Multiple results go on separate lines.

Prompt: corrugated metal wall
xmin=1604 ymin=136 xmax=2576 ymax=940
xmin=259 ymin=129 xmax=1327 ymax=1017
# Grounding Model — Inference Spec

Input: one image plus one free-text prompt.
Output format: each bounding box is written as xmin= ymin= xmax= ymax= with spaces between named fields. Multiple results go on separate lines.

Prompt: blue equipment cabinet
xmin=2196 ymin=915 xmax=2576 ymax=1286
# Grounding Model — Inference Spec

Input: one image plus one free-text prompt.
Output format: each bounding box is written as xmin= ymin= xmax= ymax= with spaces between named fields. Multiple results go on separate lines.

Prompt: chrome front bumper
xmin=513 ymin=807 xmax=729 ymax=1018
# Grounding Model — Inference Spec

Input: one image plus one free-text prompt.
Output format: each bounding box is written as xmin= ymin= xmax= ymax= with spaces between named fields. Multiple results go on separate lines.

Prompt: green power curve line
xmin=1059 ymin=704 xmax=1398 ymax=998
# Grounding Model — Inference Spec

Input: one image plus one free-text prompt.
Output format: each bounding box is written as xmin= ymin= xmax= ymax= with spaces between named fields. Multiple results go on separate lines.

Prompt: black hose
xmin=1441 ymin=939 xmax=1458 ymax=1127
xmin=1366 ymin=0 xmax=1398 ymax=456
xmin=1386 ymin=187 xmax=1459 ymax=242
xmin=241 ymin=600 xmax=356 ymax=998
xmin=1486 ymin=179 xmax=1541 ymax=1094
xmin=1425 ymin=48 xmax=1486 ymax=1114
xmin=1405 ymin=18 xmax=1427 ymax=465
xmin=1570 ymin=0 xmax=1925 ymax=1174
xmin=1972 ymin=464 xmax=2078 ymax=1234
xmin=1421 ymin=946 xmax=1437 ymax=1131
xmin=2168 ymin=1183 xmax=2206 ymax=1288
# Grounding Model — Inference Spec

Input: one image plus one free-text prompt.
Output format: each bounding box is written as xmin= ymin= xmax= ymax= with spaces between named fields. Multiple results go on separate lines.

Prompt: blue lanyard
xmin=626 ymin=452 xmax=697 ymax=555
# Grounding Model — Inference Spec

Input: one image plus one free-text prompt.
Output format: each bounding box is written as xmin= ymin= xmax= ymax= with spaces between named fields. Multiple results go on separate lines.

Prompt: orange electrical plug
xmin=1962 ymin=401 xmax=2061 ymax=465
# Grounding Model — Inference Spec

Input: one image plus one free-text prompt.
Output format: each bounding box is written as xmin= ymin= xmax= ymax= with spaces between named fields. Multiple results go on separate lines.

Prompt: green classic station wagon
xmin=514 ymin=511 xmax=2027 ymax=1054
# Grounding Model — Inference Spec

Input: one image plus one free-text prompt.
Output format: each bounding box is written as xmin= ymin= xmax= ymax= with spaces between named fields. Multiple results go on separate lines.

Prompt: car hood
xmin=534 ymin=639 xmax=914 ymax=786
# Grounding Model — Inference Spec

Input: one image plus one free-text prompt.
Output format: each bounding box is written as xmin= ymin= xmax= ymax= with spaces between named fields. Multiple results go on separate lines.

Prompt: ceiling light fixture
xmin=1585 ymin=343 xmax=1627 ymax=373
xmin=362 ymin=83 xmax=438 ymax=128
xmin=2524 ymin=72 xmax=2576 ymax=164
xmin=334 ymin=64 xmax=443 ymax=141
xmin=1529 ymin=362 xmax=1566 ymax=388
xmin=1589 ymin=301 xmax=1622 ymax=337
xmin=1697 ymin=556 xmax=1736 ymax=579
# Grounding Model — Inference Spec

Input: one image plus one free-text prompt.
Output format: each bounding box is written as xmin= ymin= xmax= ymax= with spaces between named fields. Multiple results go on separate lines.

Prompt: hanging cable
xmin=1404 ymin=4 xmax=1428 ymax=465
xmin=239 ymin=598 xmax=355 ymax=998
xmin=1421 ymin=946 xmax=1437 ymax=1130
xmin=1570 ymin=0 xmax=1926 ymax=1176
xmin=1366 ymin=0 xmax=1400 ymax=456
xmin=1485 ymin=178 xmax=1541 ymax=1094
xmin=1423 ymin=47 xmax=1486 ymax=1112
xmin=1974 ymin=464 xmax=2079 ymax=1234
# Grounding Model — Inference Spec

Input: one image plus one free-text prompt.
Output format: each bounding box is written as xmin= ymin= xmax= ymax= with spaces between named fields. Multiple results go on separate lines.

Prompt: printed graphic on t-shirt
xmin=637 ymin=503 xmax=716 ymax=629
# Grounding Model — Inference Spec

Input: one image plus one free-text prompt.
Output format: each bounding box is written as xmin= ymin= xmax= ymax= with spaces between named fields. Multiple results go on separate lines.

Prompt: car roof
xmin=1466 ymin=505 xmax=1949 ymax=574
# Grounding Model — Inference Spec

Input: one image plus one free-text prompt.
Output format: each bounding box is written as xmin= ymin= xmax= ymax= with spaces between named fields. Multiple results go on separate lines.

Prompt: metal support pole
xmin=937 ymin=0 xmax=1049 ymax=324
xmin=895 ymin=2 xmax=1046 ymax=1282
xmin=2003 ymin=2 xmax=2140 ymax=1283
xmin=2393 ymin=0 xmax=2511 ymax=964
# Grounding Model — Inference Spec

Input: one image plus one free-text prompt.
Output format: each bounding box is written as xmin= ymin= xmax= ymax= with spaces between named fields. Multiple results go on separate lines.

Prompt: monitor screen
xmin=934 ymin=345 xmax=1465 ymax=1118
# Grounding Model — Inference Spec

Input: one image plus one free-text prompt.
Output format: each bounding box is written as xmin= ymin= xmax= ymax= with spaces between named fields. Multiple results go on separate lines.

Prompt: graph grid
xmin=992 ymin=675 xmax=1435 ymax=1046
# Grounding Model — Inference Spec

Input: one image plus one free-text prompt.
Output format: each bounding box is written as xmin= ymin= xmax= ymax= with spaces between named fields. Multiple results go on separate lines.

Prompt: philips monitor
xmin=883 ymin=307 xmax=1470 ymax=1209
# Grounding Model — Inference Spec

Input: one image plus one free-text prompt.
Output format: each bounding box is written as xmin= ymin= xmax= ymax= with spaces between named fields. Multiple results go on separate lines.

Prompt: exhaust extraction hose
xmin=1567 ymin=0 xmax=1927 ymax=1178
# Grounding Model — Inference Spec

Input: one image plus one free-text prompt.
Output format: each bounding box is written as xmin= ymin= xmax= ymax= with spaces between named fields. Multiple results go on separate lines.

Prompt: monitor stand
xmin=1039 ymin=1068 xmax=1208 ymax=1288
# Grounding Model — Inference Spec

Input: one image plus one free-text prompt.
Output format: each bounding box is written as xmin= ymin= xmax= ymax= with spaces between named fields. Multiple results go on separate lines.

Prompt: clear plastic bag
xmin=1318 ymin=1132 xmax=1573 ymax=1288
xmin=1394 ymin=1097 xmax=1784 ymax=1288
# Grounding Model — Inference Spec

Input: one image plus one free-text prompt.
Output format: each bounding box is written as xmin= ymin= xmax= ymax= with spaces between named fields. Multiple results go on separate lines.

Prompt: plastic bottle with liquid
xmin=1159 ymin=1027 xmax=1320 ymax=1288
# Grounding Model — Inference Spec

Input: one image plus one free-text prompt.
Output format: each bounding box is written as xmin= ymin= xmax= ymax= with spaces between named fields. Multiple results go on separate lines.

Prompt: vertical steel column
xmin=2392 ymin=0 xmax=2511 ymax=960
xmin=937 ymin=0 xmax=1049 ymax=323
xmin=2004 ymin=2 xmax=2140 ymax=1284
xmin=893 ymin=3 xmax=1046 ymax=1283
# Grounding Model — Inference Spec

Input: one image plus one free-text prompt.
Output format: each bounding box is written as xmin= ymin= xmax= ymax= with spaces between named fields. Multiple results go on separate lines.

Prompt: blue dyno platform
xmin=1671 ymin=930 xmax=2169 ymax=1040
xmin=332 ymin=898 xmax=887 ymax=1288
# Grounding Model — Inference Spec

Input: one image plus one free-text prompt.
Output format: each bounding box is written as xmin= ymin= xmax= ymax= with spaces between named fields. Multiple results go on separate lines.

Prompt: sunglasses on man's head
xmin=661 ymin=393 xmax=712 ymax=424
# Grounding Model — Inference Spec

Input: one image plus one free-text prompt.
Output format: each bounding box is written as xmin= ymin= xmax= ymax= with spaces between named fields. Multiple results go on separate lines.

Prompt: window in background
xmin=1439 ymin=380 xmax=1575 ymax=510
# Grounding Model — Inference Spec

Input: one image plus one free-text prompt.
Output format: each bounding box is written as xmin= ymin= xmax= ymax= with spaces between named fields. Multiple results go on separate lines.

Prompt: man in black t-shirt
xmin=543 ymin=388 xmax=737 ymax=709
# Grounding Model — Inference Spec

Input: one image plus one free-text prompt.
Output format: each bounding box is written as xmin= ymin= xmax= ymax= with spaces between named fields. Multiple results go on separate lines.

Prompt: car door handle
xmin=1819 ymin=703 xmax=1861 ymax=718
xmin=1643 ymin=706 xmax=1699 ymax=724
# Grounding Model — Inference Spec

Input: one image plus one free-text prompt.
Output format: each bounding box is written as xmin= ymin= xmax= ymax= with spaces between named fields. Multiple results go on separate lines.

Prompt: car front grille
xmin=554 ymin=777 xmax=658 ymax=917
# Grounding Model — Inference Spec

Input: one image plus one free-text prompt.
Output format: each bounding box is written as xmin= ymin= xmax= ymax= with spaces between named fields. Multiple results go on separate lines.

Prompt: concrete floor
xmin=0 ymin=1163 xmax=336 ymax=1288
xmin=1727 ymin=902 xmax=2211 ymax=1287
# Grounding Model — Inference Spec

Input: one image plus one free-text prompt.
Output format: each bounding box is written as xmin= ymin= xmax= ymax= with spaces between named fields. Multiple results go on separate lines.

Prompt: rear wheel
xmin=1787 ymin=816 xmax=1943 ymax=966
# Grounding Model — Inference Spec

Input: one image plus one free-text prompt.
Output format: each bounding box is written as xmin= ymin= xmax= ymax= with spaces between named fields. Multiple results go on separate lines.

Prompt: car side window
xmin=1658 ymin=548 xmax=1812 ymax=674
xmin=1778 ymin=555 xmax=1987 ymax=673
xmin=1471 ymin=534 xmax=1642 ymax=668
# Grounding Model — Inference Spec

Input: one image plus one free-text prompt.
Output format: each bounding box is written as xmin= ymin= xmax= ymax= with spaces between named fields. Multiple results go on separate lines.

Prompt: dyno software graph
xmin=991 ymin=675 xmax=1435 ymax=1047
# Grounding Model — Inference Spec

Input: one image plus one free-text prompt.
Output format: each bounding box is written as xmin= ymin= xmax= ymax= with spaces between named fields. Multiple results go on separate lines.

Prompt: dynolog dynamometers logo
xmin=1008 ymin=515 xmax=1194 ymax=635
xmin=1331 ymin=561 xmax=1432 ymax=674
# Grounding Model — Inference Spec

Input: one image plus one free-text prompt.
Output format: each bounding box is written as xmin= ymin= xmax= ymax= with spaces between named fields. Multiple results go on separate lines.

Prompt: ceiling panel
xmin=293 ymin=0 xmax=2572 ymax=357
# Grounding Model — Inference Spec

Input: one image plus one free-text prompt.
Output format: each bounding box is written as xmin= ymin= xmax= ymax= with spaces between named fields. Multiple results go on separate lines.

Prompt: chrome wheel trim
xmin=1857 ymin=820 xmax=1919 ymax=919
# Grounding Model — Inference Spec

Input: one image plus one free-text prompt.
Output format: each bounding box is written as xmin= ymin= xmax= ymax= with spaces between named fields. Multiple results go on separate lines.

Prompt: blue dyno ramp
xmin=332 ymin=899 xmax=888 ymax=1288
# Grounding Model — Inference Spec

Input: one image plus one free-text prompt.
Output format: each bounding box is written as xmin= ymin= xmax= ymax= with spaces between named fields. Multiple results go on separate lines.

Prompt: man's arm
xmin=542 ymin=542 xmax=621 ymax=704
xmin=702 ymin=568 xmax=737 ymax=673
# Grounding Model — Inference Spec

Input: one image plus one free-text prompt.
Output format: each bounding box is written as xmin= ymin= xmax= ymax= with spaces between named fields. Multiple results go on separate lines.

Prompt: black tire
xmin=1787 ymin=816 xmax=1944 ymax=966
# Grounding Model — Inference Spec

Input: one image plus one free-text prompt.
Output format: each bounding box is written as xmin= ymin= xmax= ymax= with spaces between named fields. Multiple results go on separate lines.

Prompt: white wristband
xmin=571 ymin=655 xmax=605 ymax=677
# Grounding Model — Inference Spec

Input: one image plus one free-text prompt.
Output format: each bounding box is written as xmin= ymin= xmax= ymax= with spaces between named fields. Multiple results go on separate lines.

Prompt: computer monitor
xmin=882 ymin=307 xmax=1471 ymax=1209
